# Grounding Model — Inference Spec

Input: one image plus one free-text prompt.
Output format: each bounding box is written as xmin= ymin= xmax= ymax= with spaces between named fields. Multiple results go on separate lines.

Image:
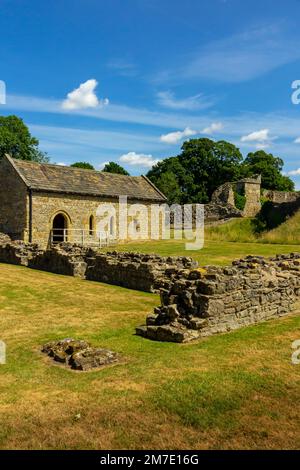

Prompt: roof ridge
xmin=3 ymin=154 xmax=166 ymax=201
xmin=11 ymin=157 xmax=143 ymax=180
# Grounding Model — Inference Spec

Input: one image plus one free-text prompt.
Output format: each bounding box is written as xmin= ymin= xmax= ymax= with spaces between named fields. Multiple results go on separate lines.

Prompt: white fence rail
xmin=50 ymin=228 xmax=117 ymax=248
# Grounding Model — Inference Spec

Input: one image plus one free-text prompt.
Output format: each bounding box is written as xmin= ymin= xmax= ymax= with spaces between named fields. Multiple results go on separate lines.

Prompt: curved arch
xmin=50 ymin=210 xmax=72 ymax=226
xmin=51 ymin=211 xmax=71 ymax=243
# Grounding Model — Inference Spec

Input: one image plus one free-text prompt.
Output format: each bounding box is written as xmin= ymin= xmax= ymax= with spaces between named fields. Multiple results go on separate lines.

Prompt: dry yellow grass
xmin=0 ymin=263 xmax=300 ymax=449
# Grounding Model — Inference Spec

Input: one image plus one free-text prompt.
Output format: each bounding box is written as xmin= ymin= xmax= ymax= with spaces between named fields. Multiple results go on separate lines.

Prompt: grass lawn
xmin=0 ymin=263 xmax=300 ymax=449
xmin=105 ymin=237 xmax=300 ymax=266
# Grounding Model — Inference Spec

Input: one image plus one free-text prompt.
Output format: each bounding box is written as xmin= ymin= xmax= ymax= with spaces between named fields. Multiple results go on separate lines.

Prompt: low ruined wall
xmin=29 ymin=243 xmax=90 ymax=278
xmin=85 ymin=251 xmax=197 ymax=292
xmin=0 ymin=239 xmax=42 ymax=266
xmin=263 ymin=189 xmax=300 ymax=204
xmin=0 ymin=236 xmax=198 ymax=292
xmin=136 ymin=253 xmax=300 ymax=342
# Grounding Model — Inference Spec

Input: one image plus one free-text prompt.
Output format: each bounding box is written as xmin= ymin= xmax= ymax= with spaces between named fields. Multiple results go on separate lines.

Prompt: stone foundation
xmin=85 ymin=251 xmax=197 ymax=292
xmin=136 ymin=253 xmax=300 ymax=342
xmin=0 ymin=236 xmax=197 ymax=292
xmin=42 ymin=338 xmax=119 ymax=371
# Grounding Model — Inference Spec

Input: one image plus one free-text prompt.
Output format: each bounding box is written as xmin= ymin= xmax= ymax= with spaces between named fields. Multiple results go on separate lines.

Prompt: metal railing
xmin=50 ymin=228 xmax=117 ymax=248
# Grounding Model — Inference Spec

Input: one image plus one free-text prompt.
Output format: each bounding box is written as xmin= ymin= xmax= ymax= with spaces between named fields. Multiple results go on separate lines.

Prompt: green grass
xmin=106 ymin=237 xmax=300 ymax=266
xmin=0 ymin=263 xmax=300 ymax=449
xmin=103 ymin=214 xmax=300 ymax=265
xmin=260 ymin=210 xmax=300 ymax=244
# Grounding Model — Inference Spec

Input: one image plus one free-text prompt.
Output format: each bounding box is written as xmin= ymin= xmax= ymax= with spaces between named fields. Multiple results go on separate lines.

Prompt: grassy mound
xmin=205 ymin=210 xmax=300 ymax=245
xmin=260 ymin=210 xmax=300 ymax=245
xmin=205 ymin=218 xmax=259 ymax=243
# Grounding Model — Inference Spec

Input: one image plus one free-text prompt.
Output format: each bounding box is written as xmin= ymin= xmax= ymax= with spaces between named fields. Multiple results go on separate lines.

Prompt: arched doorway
xmin=52 ymin=213 xmax=68 ymax=243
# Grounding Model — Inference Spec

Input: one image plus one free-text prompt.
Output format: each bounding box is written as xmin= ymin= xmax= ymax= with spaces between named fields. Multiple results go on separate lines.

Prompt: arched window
xmin=89 ymin=215 xmax=94 ymax=236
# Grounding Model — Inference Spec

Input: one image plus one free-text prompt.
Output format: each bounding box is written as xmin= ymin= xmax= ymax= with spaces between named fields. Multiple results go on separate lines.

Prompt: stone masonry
xmin=0 ymin=236 xmax=197 ymax=292
xmin=1 ymin=235 xmax=300 ymax=342
xmin=136 ymin=253 xmax=300 ymax=342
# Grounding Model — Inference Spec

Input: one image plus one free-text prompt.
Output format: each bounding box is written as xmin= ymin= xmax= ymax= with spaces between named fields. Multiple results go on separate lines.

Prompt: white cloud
xmin=56 ymin=162 xmax=67 ymax=166
xmin=180 ymin=23 xmax=300 ymax=83
xmin=157 ymin=91 xmax=214 ymax=110
xmin=107 ymin=58 xmax=137 ymax=77
xmin=240 ymin=128 xmax=276 ymax=148
xmin=160 ymin=127 xmax=197 ymax=144
xmin=119 ymin=152 xmax=160 ymax=168
xmin=285 ymin=168 xmax=300 ymax=176
xmin=99 ymin=161 xmax=110 ymax=170
xmin=294 ymin=137 xmax=300 ymax=144
xmin=201 ymin=122 xmax=223 ymax=134
xmin=62 ymin=79 xmax=109 ymax=110
xmin=241 ymin=129 xmax=270 ymax=143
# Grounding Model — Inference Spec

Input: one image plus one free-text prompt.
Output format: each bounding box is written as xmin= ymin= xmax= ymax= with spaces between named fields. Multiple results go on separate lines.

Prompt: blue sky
xmin=1 ymin=0 xmax=300 ymax=185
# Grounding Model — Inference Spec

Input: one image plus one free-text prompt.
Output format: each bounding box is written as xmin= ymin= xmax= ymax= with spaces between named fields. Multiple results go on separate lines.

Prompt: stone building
xmin=235 ymin=174 xmax=261 ymax=217
xmin=0 ymin=154 xmax=166 ymax=248
xmin=208 ymin=174 xmax=262 ymax=219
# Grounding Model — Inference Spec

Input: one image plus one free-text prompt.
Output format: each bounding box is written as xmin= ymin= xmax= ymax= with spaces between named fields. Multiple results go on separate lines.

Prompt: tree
xmin=102 ymin=161 xmax=129 ymax=175
xmin=147 ymin=138 xmax=243 ymax=204
xmin=71 ymin=162 xmax=95 ymax=170
xmin=0 ymin=115 xmax=49 ymax=162
xmin=243 ymin=150 xmax=294 ymax=191
xmin=147 ymin=156 xmax=190 ymax=204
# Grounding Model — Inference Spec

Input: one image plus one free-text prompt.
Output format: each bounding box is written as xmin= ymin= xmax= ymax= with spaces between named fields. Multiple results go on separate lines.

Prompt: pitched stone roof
xmin=7 ymin=155 xmax=166 ymax=202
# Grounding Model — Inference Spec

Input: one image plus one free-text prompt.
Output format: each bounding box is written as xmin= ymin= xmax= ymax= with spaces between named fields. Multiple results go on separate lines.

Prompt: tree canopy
xmin=0 ymin=115 xmax=48 ymax=162
xmin=102 ymin=161 xmax=129 ymax=175
xmin=70 ymin=161 xmax=95 ymax=170
xmin=147 ymin=138 xmax=294 ymax=203
xmin=243 ymin=150 xmax=294 ymax=191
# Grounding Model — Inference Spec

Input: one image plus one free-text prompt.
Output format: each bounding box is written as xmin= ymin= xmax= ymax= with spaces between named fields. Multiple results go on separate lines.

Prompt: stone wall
xmin=211 ymin=182 xmax=235 ymax=206
xmin=0 ymin=237 xmax=197 ymax=292
xmin=235 ymin=175 xmax=261 ymax=217
xmin=262 ymin=189 xmax=300 ymax=204
xmin=31 ymin=192 xmax=164 ymax=248
xmin=85 ymin=251 xmax=197 ymax=292
xmin=136 ymin=253 xmax=300 ymax=342
xmin=0 ymin=156 xmax=29 ymax=240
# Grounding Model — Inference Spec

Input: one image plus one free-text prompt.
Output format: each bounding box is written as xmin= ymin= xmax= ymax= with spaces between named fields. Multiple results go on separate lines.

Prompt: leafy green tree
xmin=147 ymin=156 xmax=190 ymax=204
xmin=102 ymin=161 xmax=129 ymax=175
xmin=70 ymin=162 xmax=95 ymax=170
xmin=243 ymin=150 xmax=294 ymax=191
xmin=0 ymin=115 xmax=49 ymax=162
xmin=148 ymin=138 xmax=243 ymax=204
xmin=155 ymin=171 xmax=182 ymax=204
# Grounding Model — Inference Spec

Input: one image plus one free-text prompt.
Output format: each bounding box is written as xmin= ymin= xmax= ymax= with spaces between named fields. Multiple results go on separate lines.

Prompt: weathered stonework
xmin=136 ymin=253 xmax=300 ymax=342
xmin=85 ymin=251 xmax=198 ymax=292
xmin=0 ymin=155 xmax=29 ymax=240
xmin=236 ymin=175 xmax=261 ymax=217
xmin=0 ymin=154 xmax=167 ymax=249
xmin=262 ymin=189 xmax=300 ymax=204
xmin=0 ymin=236 xmax=198 ymax=292
xmin=42 ymin=338 xmax=119 ymax=371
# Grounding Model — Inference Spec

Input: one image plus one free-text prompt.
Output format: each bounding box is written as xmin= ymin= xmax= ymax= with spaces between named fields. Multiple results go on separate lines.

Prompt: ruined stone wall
xmin=1 ymin=235 xmax=300 ymax=341
xmin=262 ymin=189 xmax=300 ymax=204
xmin=31 ymin=192 xmax=165 ymax=248
xmin=137 ymin=253 xmax=300 ymax=342
xmin=235 ymin=175 xmax=261 ymax=217
xmin=85 ymin=251 xmax=197 ymax=292
xmin=0 ymin=237 xmax=197 ymax=292
xmin=0 ymin=157 xmax=29 ymax=240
